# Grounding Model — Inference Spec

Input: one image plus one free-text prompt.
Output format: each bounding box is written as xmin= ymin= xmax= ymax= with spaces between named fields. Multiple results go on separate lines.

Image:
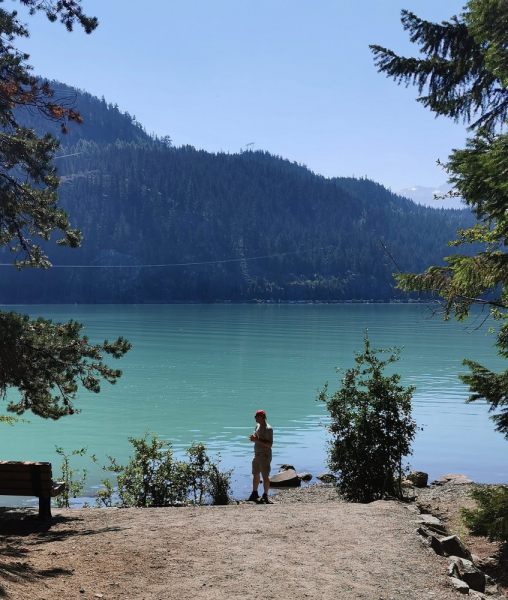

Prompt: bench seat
xmin=0 ymin=461 xmax=65 ymax=519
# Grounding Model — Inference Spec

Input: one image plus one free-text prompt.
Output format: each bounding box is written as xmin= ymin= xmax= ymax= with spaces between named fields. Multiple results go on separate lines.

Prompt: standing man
xmin=248 ymin=410 xmax=273 ymax=503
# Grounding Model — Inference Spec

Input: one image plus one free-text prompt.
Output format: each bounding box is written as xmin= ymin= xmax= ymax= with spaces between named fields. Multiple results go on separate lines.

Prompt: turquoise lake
xmin=1 ymin=303 xmax=506 ymax=505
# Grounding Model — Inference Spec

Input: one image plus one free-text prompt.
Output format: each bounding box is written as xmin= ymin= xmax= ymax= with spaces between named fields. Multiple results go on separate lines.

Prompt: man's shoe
xmin=247 ymin=491 xmax=259 ymax=502
xmin=261 ymin=493 xmax=271 ymax=504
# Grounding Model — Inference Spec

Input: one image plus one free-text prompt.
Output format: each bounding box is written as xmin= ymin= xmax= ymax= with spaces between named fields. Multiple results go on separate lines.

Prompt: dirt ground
xmin=1 ymin=484 xmax=504 ymax=600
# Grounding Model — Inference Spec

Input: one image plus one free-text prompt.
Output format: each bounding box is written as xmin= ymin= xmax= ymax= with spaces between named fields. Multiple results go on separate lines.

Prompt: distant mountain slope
xmin=0 ymin=83 xmax=478 ymax=303
xmin=397 ymin=184 xmax=465 ymax=210
xmin=15 ymin=80 xmax=152 ymax=147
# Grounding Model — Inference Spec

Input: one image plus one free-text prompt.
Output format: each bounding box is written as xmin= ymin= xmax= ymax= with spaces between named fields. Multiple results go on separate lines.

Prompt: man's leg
xmin=248 ymin=459 xmax=260 ymax=501
xmin=260 ymin=458 xmax=272 ymax=502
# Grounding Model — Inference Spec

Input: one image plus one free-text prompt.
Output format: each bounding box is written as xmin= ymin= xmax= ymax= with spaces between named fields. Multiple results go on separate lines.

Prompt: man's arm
xmin=253 ymin=438 xmax=272 ymax=449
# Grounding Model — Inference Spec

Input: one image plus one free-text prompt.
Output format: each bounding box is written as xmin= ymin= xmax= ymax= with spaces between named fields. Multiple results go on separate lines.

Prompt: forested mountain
xmin=0 ymin=82 xmax=477 ymax=303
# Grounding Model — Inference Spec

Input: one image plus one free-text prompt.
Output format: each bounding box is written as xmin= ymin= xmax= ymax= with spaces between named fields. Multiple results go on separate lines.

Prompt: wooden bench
xmin=0 ymin=461 xmax=65 ymax=519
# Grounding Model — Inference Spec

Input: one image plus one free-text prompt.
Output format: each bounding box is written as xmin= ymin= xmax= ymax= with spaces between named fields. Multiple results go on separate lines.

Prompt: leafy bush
xmin=94 ymin=433 xmax=233 ymax=507
xmin=461 ymin=485 xmax=508 ymax=542
xmin=208 ymin=457 xmax=234 ymax=505
xmin=317 ymin=335 xmax=418 ymax=503
xmin=53 ymin=446 xmax=89 ymax=508
xmin=116 ymin=434 xmax=189 ymax=507
xmin=186 ymin=442 xmax=211 ymax=505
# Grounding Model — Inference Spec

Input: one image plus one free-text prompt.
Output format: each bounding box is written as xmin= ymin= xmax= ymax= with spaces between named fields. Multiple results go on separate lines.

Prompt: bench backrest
xmin=0 ymin=461 xmax=53 ymax=497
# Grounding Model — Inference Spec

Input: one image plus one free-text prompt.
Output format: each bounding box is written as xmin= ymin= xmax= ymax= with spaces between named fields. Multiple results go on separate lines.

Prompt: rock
xmin=297 ymin=472 xmax=312 ymax=481
xmin=462 ymin=571 xmax=486 ymax=593
xmin=316 ymin=473 xmax=336 ymax=483
xmin=475 ymin=556 xmax=497 ymax=569
xmin=450 ymin=577 xmax=469 ymax=594
xmin=450 ymin=557 xmax=475 ymax=570
xmin=407 ymin=470 xmax=428 ymax=488
xmin=430 ymin=534 xmax=444 ymax=555
xmin=485 ymin=582 xmax=500 ymax=596
xmin=269 ymin=469 xmax=301 ymax=487
xmin=439 ymin=536 xmax=472 ymax=560
xmin=448 ymin=561 xmax=460 ymax=579
xmin=278 ymin=464 xmax=295 ymax=472
xmin=450 ymin=555 xmax=486 ymax=592
xmin=416 ymin=515 xmax=446 ymax=534
xmin=431 ymin=474 xmax=474 ymax=486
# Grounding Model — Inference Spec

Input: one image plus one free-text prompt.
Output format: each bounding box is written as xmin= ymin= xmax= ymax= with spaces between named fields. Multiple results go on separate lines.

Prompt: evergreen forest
xmin=1 ymin=82 xmax=478 ymax=304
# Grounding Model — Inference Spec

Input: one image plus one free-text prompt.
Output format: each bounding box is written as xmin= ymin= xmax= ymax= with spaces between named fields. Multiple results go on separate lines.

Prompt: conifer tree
xmin=370 ymin=0 xmax=508 ymax=438
xmin=0 ymin=1 xmax=130 ymax=423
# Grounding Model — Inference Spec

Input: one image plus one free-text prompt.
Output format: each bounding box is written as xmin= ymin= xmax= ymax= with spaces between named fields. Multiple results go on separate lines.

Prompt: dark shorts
xmin=252 ymin=454 xmax=271 ymax=479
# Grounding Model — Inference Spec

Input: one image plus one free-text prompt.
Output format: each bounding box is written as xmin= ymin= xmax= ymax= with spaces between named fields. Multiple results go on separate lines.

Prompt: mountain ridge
xmin=1 ymin=81 xmax=477 ymax=304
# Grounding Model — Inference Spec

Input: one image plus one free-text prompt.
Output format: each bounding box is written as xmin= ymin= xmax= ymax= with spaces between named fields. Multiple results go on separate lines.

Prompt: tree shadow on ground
xmin=0 ymin=559 xmax=74 ymax=593
xmin=0 ymin=507 xmax=125 ymax=597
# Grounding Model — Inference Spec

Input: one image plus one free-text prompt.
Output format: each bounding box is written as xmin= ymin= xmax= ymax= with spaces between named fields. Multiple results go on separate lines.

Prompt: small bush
xmin=116 ymin=434 xmax=189 ymax=507
xmin=317 ymin=334 xmax=418 ymax=503
xmin=461 ymin=485 xmax=508 ymax=542
xmin=208 ymin=457 xmax=233 ymax=505
xmin=94 ymin=433 xmax=234 ymax=507
xmin=53 ymin=446 xmax=89 ymax=508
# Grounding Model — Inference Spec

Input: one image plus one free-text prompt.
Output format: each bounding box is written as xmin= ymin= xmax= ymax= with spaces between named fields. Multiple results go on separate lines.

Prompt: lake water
xmin=0 ymin=303 xmax=506 ymax=506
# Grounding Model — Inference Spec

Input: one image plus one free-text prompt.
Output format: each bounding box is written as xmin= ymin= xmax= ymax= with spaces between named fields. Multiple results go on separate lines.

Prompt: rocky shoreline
xmin=264 ymin=475 xmax=507 ymax=598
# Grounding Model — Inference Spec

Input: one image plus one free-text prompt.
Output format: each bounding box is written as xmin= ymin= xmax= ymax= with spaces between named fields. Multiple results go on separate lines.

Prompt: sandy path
xmin=0 ymin=499 xmax=460 ymax=600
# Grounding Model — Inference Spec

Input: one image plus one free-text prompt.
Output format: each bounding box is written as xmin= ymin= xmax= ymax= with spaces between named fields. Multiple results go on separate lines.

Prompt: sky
xmin=16 ymin=0 xmax=469 ymax=191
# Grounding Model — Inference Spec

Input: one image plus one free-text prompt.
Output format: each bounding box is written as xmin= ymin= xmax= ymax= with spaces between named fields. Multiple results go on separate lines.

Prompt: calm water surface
xmin=1 ymin=304 xmax=506 ymax=504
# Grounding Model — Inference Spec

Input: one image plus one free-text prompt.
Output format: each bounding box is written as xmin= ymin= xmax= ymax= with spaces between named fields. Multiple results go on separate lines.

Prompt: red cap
xmin=255 ymin=410 xmax=266 ymax=418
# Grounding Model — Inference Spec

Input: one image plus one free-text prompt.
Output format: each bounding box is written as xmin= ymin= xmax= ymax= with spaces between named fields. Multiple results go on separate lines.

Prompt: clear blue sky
xmin=18 ymin=0 xmax=468 ymax=191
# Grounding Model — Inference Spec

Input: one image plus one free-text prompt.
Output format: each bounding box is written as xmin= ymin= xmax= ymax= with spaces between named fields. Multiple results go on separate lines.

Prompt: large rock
xmin=316 ymin=473 xmax=336 ymax=483
xmin=462 ymin=571 xmax=486 ymax=593
xmin=449 ymin=557 xmax=486 ymax=593
xmin=449 ymin=577 xmax=469 ymax=594
xmin=278 ymin=464 xmax=295 ymax=472
xmin=269 ymin=469 xmax=301 ymax=487
xmin=416 ymin=514 xmax=446 ymax=534
xmin=297 ymin=472 xmax=312 ymax=482
xmin=407 ymin=470 xmax=428 ymax=488
xmin=431 ymin=474 xmax=474 ymax=486
xmin=439 ymin=536 xmax=472 ymax=560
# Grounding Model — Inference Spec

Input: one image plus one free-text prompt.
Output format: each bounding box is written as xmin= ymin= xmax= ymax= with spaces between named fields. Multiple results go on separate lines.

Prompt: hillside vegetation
xmin=1 ymin=82 xmax=477 ymax=303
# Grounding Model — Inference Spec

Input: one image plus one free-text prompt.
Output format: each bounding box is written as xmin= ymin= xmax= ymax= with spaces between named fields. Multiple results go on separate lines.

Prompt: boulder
xmin=297 ymin=472 xmax=312 ymax=482
xmin=449 ymin=577 xmax=469 ymax=594
xmin=430 ymin=534 xmax=444 ymax=555
xmin=439 ymin=536 xmax=472 ymax=560
xmin=462 ymin=571 xmax=486 ymax=593
xmin=316 ymin=473 xmax=336 ymax=483
xmin=449 ymin=558 xmax=486 ymax=593
xmin=448 ymin=562 xmax=460 ymax=579
xmin=416 ymin=514 xmax=446 ymax=534
xmin=269 ymin=469 xmax=301 ymax=487
xmin=278 ymin=464 xmax=295 ymax=472
xmin=407 ymin=470 xmax=428 ymax=488
xmin=431 ymin=474 xmax=474 ymax=486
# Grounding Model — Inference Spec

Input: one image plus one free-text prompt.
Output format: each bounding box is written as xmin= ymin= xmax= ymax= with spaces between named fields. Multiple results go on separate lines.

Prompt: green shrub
xmin=186 ymin=442 xmax=211 ymax=505
xmin=94 ymin=434 xmax=234 ymax=507
xmin=208 ymin=457 xmax=234 ymax=505
xmin=317 ymin=334 xmax=418 ymax=503
xmin=461 ymin=485 xmax=508 ymax=542
xmin=116 ymin=434 xmax=189 ymax=507
xmin=53 ymin=446 xmax=89 ymax=508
